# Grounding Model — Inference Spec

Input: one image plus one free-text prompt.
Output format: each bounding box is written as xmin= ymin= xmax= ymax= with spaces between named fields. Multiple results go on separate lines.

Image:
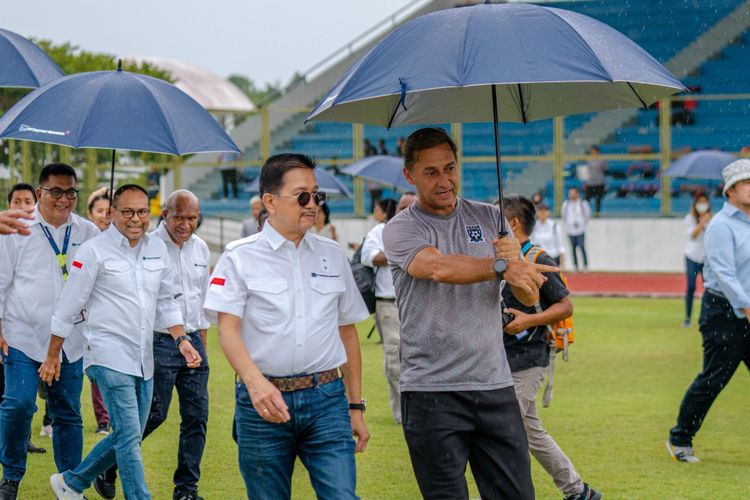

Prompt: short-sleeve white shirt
xmin=203 ymin=221 xmax=369 ymax=377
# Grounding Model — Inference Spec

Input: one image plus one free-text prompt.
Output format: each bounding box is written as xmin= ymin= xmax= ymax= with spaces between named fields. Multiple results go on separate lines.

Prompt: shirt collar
xmin=262 ymin=221 xmax=317 ymax=252
xmin=724 ymin=201 xmax=750 ymax=223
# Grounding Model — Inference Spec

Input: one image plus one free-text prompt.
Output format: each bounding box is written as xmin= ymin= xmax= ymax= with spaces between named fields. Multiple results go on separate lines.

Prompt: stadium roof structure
xmin=131 ymin=56 xmax=255 ymax=114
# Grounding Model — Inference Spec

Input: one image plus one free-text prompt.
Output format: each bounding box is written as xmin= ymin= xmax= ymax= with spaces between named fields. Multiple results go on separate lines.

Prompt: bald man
xmin=397 ymin=192 xmax=417 ymax=213
xmin=95 ymin=190 xmax=211 ymax=500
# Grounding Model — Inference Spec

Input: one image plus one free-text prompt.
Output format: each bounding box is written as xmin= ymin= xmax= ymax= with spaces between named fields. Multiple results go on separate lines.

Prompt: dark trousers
xmin=684 ymin=257 xmax=704 ymax=321
xmin=670 ymin=292 xmax=750 ymax=447
xmin=402 ymin=387 xmax=534 ymax=500
xmin=221 ymin=169 xmax=239 ymax=198
xmin=584 ymin=184 xmax=605 ymax=214
xmin=568 ymin=234 xmax=588 ymax=270
xmin=144 ymin=331 xmax=209 ymax=497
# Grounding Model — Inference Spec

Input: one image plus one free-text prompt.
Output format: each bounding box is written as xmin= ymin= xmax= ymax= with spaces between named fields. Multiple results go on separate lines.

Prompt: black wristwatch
xmin=174 ymin=335 xmax=192 ymax=348
xmin=493 ymin=258 xmax=509 ymax=279
xmin=349 ymin=399 xmax=367 ymax=412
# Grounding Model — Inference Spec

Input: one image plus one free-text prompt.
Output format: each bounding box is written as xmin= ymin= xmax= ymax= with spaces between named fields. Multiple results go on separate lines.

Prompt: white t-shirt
xmin=683 ymin=213 xmax=705 ymax=263
xmin=530 ymin=219 xmax=566 ymax=259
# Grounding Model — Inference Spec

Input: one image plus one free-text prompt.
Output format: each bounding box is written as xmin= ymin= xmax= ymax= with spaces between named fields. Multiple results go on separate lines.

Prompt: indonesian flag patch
xmin=72 ymin=261 xmax=83 ymax=269
xmin=210 ymin=277 xmax=226 ymax=287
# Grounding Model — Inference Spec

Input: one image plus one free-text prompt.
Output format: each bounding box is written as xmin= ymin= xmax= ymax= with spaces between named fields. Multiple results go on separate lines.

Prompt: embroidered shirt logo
xmin=311 ymin=272 xmax=341 ymax=278
xmin=466 ymin=224 xmax=485 ymax=243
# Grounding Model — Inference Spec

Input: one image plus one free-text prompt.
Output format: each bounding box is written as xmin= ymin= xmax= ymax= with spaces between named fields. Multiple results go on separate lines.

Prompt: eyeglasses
xmin=40 ymin=187 xmax=79 ymax=200
xmin=116 ymin=208 xmax=150 ymax=219
xmin=273 ymin=191 xmax=327 ymax=207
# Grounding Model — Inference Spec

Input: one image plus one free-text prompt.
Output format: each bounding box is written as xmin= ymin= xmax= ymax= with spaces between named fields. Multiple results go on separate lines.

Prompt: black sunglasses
xmin=273 ymin=191 xmax=327 ymax=207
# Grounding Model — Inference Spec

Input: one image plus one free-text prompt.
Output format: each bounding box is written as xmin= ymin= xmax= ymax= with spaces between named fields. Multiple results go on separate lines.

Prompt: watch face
xmin=493 ymin=259 xmax=507 ymax=274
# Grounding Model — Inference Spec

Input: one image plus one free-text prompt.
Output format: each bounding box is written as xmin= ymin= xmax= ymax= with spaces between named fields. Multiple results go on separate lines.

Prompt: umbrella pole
xmin=109 ymin=149 xmax=115 ymax=204
xmin=491 ymin=85 xmax=508 ymax=236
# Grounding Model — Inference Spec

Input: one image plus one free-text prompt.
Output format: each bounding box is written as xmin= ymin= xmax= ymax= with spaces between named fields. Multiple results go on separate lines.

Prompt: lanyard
xmin=41 ymin=224 xmax=71 ymax=281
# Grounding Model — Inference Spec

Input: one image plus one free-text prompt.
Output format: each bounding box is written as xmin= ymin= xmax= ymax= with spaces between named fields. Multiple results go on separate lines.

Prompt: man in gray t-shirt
xmin=383 ymin=128 xmax=555 ymax=500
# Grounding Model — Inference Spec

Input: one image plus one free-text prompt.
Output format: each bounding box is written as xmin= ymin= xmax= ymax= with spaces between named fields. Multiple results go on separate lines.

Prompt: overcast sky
xmin=3 ymin=0 xmax=413 ymax=86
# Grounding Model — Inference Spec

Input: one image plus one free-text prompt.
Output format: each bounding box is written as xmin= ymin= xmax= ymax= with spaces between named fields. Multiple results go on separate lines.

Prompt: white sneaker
xmin=666 ymin=440 xmax=700 ymax=463
xmin=40 ymin=424 xmax=53 ymax=438
xmin=49 ymin=473 xmax=83 ymax=500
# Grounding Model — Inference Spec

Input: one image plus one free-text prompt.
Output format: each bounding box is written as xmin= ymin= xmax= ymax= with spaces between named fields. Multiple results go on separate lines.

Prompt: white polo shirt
xmin=203 ymin=221 xmax=369 ymax=377
xmin=153 ymin=222 xmax=211 ymax=334
xmin=50 ymin=225 xmax=183 ymax=379
xmin=0 ymin=208 xmax=98 ymax=363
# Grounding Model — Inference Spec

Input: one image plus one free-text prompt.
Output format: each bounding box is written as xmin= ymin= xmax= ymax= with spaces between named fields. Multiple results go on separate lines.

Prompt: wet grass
xmin=19 ymin=297 xmax=750 ymax=498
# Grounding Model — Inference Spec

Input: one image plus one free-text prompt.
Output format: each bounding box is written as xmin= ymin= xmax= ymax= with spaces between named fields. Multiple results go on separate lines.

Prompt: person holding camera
xmin=501 ymin=195 xmax=601 ymax=500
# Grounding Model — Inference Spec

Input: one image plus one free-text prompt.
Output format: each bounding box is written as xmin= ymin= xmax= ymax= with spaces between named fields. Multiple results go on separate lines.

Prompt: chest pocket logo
xmin=466 ymin=224 xmax=485 ymax=243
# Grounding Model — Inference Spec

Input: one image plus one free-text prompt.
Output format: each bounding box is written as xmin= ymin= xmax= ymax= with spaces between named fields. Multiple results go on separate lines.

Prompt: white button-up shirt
xmin=204 ymin=221 xmax=369 ymax=377
xmin=530 ymin=219 xmax=566 ymax=259
xmin=0 ymin=208 xmax=99 ymax=363
xmin=153 ymin=222 xmax=211 ymax=334
xmin=361 ymin=222 xmax=396 ymax=299
xmin=50 ymin=225 xmax=183 ymax=379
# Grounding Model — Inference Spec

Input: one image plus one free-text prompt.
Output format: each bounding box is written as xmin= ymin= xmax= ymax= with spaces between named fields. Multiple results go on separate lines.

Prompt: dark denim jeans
xmin=568 ymin=234 xmax=588 ymax=270
xmin=684 ymin=257 xmax=704 ymax=322
xmin=64 ymin=366 xmax=153 ymax=499
xmin=402 ymin=387 xmax=534 ymax=500
xmin=670 ymin=292 xmax=750 ymax=446
xmin=0 ymin=347 xmax=83 ymax=481
xmin=234 ymin=377 xmax=357 ymax=500
xmin=143 ymin=331 xmax=209 ymax=498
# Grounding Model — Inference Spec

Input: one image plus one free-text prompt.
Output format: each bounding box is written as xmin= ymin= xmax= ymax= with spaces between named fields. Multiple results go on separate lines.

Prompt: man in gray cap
xmin=667 ymin=159 xmax=750 ymax=463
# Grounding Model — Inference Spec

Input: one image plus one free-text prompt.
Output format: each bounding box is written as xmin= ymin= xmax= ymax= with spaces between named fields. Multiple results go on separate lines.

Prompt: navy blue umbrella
xmin=245 ymin=167 xmax=352 ymax=198
xmin=308 ymin=2 xmax=684 ymax=233
xmin=0 ymin=28 xmax=63 ymax=88
xmin=663 ymin=150 xmax=736 ymax=180
xmin=0 ymin=60 xmax=239 ymax=197
xmin=341 ymin=155 xmax=412 ymax=192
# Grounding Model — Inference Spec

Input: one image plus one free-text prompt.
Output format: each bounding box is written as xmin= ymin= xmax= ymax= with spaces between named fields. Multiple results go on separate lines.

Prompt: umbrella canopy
xmin=0 ymin=28 xmax=63 ymax=89
xmin=0 ymin=61 xmax=239 ymax=197
xmin=246 ymin=168 xmax=352 ymax=198
xmin=341 ymin=155 xmax=412 ymax=192
xmin=308 ymin=2 xmax=684 ymax=232
xmin=309 ymin=3 xmax=685 ymax=126
xmin=663 ymin=150 xmax=736 ymax=180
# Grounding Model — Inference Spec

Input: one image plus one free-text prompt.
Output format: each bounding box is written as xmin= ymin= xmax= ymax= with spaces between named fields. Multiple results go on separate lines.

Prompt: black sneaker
xmin=26 ymin=440 xmax=46 ymax=454
xmin=94 ymin=466 xmax=117 ymax=500
xmin=174 ymin=493 xmax=204 ymax=500
xmin=95 ymin=422 xmax=110 ymax=436
xmin=0 ymin=479 xmax=19 ymax=500
xmin=564 ymin=483 xmax=602 ymax=500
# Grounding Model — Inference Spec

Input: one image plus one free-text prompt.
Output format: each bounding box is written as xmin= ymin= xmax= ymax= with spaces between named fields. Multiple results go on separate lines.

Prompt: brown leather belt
xmin=267 ymin=368 xmax=340 ymax=392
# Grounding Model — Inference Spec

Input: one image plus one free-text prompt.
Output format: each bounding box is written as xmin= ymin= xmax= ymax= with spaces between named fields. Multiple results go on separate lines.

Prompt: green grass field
xmin=17 ymin=297 xmax=750 ymax=499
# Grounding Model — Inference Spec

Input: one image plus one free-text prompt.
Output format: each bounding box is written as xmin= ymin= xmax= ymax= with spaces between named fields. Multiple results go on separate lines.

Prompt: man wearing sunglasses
xmin=43 ymin=184 xmax=202 ymax=500
xmin=0 ymin=163 xmax=100 ymax=500
xmin=204 ymin=153 xmax=370 ymax=500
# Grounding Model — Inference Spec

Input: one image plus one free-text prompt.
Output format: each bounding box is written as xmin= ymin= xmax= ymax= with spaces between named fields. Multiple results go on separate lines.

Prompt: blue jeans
xmin=0 ymin=347 xmax=83 ymax=481
xmin=64 ymin=366 xmax=153 ymax=500
xmin=143 ymin=331 xmax=209 ymax=497
xmin=684 ymin=257 xmax=703 ymax=321
xmin=568 ymin=234 xmax=588 ymax=270
xmin=234 ymin=377 xmax=358 ymax=500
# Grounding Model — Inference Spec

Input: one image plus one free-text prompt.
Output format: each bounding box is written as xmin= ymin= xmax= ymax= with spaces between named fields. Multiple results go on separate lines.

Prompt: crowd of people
xmin=0 ymin=129 xmax=747 ymax=500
